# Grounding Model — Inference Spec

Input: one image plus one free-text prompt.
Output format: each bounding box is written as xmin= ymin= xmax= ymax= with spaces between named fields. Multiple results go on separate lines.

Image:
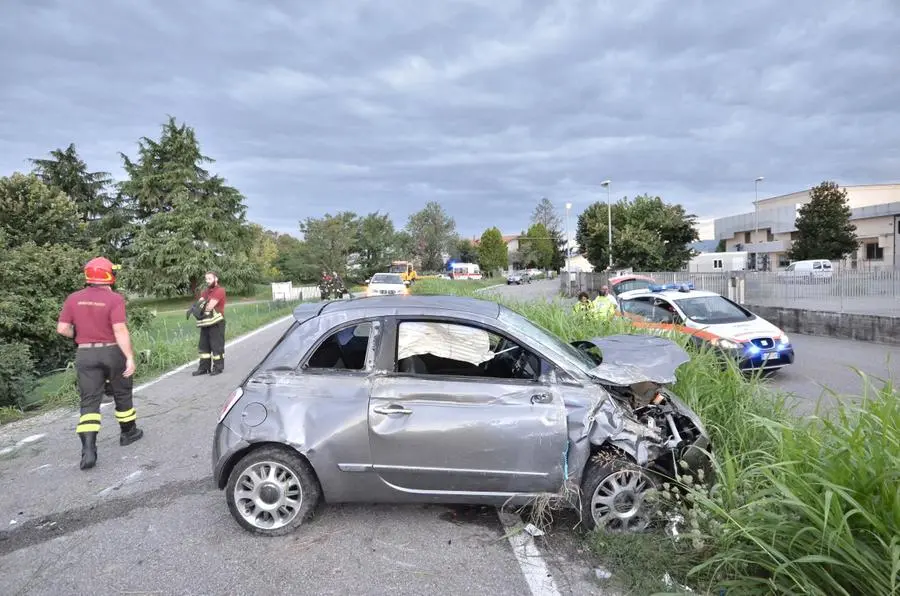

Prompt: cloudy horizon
xmin=3 ymin=1 xmax=898 ymax=240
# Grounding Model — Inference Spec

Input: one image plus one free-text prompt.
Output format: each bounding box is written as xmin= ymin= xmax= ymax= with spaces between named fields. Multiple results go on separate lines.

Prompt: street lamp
xmin=600 ymin=180 xmax=612 ymax=269
xmin=565 ymin=202 xmax=572 ymax=274
xmin=754 ymin=176 xmax=764 ymax=236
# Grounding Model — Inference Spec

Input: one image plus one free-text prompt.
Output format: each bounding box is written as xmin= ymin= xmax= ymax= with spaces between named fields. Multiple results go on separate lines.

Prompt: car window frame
xmin=298 ymin=317 xmax=383 ymax=376
xmin=381 ymin=315 xmax=553 ymax=386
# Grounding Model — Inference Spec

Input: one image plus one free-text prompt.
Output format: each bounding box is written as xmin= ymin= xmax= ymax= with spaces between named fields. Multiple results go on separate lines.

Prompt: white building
xmin=714 ymin=183 xmax=900 ymax=270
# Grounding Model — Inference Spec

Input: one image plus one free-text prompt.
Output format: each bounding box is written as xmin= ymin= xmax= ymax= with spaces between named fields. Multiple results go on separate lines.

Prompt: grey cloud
xmin=1 ymin=0 xmax=898 ymax=238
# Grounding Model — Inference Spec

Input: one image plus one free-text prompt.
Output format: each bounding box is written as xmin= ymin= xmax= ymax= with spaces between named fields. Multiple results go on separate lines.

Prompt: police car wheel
xmin=225 ymin=446 xmax=322 ymax=536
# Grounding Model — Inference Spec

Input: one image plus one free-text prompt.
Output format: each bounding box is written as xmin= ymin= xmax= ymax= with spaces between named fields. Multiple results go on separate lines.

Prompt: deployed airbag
xmin=397 ymin=321 xmax=495 ymax=365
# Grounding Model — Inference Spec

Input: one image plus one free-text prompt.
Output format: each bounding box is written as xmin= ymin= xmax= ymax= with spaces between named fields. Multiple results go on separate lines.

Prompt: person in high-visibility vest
xmin=573 ymin=291 xmax=597 ymax=316
xmin=592 ymin=286 xmax=618 ymax=320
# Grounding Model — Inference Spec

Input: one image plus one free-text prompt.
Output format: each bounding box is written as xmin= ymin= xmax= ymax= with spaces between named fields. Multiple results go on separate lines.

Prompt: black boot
xmin=119 ymin=421 xmax=144 ymax=446
xmin=210 ymin=356 xmax=224 ymax=376
xmin=192 ymin=359 xmax=210 ymax=376
xmin=80 ymin=432 xmax=97 ymax=470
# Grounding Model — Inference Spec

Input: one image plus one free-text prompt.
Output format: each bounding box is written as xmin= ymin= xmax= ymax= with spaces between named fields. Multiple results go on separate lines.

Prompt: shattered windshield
xmin=497 ymin=307 xmax=596 ymax=375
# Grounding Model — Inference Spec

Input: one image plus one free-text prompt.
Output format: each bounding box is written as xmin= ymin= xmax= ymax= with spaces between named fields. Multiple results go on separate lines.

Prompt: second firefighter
xmin=192 ymin=271 xmax=227 ymax=376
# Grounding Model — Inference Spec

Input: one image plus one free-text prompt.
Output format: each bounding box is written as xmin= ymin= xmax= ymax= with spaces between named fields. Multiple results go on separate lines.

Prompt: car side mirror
xmin=364 ymin=279 xmax=370 ymax=285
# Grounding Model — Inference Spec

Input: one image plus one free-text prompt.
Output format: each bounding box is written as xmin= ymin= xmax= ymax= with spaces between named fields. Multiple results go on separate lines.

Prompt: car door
xmin=367 ymin=316 xmax=568 ymax=496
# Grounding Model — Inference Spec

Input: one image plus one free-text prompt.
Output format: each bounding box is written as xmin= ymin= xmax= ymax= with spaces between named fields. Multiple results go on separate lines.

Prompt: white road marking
xmin=497 ymin=511 xmax=562 ymax=596
xmin=91 ymin=313 xmax=293 ymax=413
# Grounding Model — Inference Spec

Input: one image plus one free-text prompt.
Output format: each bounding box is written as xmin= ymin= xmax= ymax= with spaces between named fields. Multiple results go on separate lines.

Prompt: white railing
xmin=270 ymin=281 xmax=320 ymax=302
xmin=561 ymin=268 xmax=900 ymax=316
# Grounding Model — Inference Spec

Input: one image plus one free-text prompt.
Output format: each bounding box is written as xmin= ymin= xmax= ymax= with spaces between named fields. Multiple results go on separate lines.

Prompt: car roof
xmin=294 ymin=294 xmax=502 ymax=322
xmin=618 ymin=288 xmax=720 ymax=301
xmin=610 ymin=274 xmax=655 ymax=284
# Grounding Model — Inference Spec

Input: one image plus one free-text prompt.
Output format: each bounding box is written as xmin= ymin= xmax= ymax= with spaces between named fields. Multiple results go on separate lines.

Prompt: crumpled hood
xmin=572 ymin=334 xmax=691 ymax=386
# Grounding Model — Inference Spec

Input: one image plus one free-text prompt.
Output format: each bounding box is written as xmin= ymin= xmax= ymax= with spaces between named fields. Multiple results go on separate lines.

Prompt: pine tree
xmin=119 ymin=117 xmax=255 ymax=296
xmin=788 ymin=181 xmax=859 ymax=261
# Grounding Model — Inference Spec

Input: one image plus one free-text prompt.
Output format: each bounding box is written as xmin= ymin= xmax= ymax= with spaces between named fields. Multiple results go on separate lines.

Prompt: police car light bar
xmin=649 ymin=281 xmax=695 ymax=292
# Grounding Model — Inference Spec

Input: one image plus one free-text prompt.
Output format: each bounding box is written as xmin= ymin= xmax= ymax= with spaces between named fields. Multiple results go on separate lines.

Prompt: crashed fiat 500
xmin=212 ymin=295 xmax=712 ymax=536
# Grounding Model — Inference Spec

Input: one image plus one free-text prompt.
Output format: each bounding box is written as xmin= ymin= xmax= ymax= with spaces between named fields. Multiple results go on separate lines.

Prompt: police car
xmin=616 ymin=282 xmax=795 ymax=372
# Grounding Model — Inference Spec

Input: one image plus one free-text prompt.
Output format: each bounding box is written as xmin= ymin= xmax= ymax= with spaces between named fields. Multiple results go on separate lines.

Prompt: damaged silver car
xmin=212 ymin=295 xmax=712 ymax=536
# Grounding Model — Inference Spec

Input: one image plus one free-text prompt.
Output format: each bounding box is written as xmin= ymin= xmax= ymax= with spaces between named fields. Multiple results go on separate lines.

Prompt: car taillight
xmin=219 ymin=387 xmax=244 ymax=423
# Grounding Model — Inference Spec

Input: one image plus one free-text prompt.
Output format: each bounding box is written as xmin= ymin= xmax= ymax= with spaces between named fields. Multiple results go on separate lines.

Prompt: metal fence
xmin=561 ymin=268 xmax=900 ymax=316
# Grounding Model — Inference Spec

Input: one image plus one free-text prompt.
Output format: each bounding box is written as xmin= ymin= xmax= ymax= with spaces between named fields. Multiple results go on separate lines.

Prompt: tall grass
xmin=2 ymin=300 xmax=301 ymax=422
xmin=414 ymin=278 xmax=900 ymax=595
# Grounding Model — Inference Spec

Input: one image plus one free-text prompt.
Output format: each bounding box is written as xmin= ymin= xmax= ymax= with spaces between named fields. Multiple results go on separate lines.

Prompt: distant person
xmin=191 ymin=271 xmax=227 ymax=376
xmin=573 ymin=291 xmax=596 ymax=315
xmin=593 ymin=285 xmax=618 ymax=319
xmin=56 ymin=257 xmax=143 ymax=470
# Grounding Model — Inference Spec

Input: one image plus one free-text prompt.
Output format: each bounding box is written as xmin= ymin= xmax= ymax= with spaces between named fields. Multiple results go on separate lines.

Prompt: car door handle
xmin=531 ymin=393 xmax=552 ymax=404
xmin=373 ymin=405 xmax=413 ymax=415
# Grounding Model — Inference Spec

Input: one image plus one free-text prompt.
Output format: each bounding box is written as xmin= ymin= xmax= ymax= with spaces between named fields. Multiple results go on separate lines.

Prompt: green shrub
xmin=0 ymin=341 xmax=37 ymax=408
xmin=415 ymin=277 xmax=900 ymax=595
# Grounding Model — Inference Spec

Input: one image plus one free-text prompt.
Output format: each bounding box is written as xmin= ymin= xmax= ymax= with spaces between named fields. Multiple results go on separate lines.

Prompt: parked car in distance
xmin=617 ymin=282 xmax=795 ymax=372
xmin=213 ymin=295 xmax=712 ymax=537
xmin=364 ymin=273 xmax=409 ymax=297
xmin=776 ymin=259 xmax=833 ymax=283
xmin=506 ymin=270 xmax=532 ymax=285
xmin=608 ymin=274 xmax=656 ymax=299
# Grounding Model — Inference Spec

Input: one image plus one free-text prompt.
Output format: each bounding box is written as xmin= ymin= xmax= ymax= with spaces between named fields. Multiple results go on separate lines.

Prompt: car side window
xmin=395 ymin=320 xmax=544 ymax=382
xmin=650 ymin=298 xmax=679 ymax=324
xmin=305 ymin=322 xmax=375 ymax=371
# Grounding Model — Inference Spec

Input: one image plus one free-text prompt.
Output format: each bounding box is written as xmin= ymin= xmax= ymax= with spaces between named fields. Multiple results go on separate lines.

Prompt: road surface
xmin=489 ymin=279 xmax=899 ymax=415
xmin=0 ymin=314 xmax=600 ymax=596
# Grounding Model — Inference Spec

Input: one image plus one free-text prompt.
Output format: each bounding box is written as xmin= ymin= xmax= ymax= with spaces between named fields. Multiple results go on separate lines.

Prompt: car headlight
xmin=713 ymin=338 xmax=741 ymax=350
xmin=779 ymin=334 xmax=790 ymax=345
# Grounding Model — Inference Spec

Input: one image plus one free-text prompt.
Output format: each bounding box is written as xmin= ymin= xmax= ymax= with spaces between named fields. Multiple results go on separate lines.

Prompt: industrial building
xmin=713 ymin=183 xmax=900 ymax=270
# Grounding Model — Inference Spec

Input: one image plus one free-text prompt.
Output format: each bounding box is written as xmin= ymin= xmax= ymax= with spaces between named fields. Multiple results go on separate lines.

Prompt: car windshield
xmin=675 ymin=296 xmax=753 ymax=324
xmin=371 ymin=274 xmax=403 ymax=285
xmin=497 ymin=307 xmax=597 ymax=375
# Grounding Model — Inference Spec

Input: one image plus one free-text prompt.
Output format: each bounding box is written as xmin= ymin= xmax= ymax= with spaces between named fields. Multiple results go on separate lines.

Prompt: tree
xmin=518 ymin=223 xmax=556 ymax=269
xmin=29 ymin=144 xmax=130 ymax=258
xmin=247 ymin=224 xmax=280 ymax=282
xmin=716 ymin=239 xmax=727 ymax=252
xmin=299 ymin=211 xmax=360 ymax=276
xmin=355 ymin=212 xmax=398 ymax=278
xmin=531 ymin=197 xmax=565 ymax=270
xmin=576 ymin=194 xmax=698 ymax=271
xmin=272 ymin=233 xmax=310 ymax=282
xmin=406 ymin=202 xmax=457 ymax=271
xmin=788 ymin=181 xmax=859 ymax=261
xmin=452 ymin=238 xmax=478 ymax=263
xmin=118 ymin=117 xmax=256 ymax=296
xmin=477 ymin=227 xmax=508 ymax=275
xmin=0 ymin=173 xmax=84 ymax=248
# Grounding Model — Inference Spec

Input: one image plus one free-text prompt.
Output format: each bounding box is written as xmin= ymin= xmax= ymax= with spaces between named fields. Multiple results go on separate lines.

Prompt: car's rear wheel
xmin=225 ymin=446 xmax=321 ymax=536
xmin=581 ymin=457 xmax=658 ymax=533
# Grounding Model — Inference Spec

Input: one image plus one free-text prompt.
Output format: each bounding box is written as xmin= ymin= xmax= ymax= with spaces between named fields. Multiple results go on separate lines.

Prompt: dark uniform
xmin=57 ymin=257 xmax=143 ymax=470
xmin=193 ymin=278 xmax=227 ymax=376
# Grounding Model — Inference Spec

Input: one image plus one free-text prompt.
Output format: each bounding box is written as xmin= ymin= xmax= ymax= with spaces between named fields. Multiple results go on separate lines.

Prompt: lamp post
xmin=565 ymin=202 xmax=572 ymax=274
xmin=600 ymin=180 xmax=612 ymax=269
xmin=754 ymin=176 xmax=764 ymax=236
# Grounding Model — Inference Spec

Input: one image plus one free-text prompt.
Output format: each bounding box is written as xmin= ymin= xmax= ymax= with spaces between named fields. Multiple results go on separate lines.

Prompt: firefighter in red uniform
xmin=192 ymin=271 xmax=227 ymax=376
xmin=56 ymin=257 xmax=144 ymax=470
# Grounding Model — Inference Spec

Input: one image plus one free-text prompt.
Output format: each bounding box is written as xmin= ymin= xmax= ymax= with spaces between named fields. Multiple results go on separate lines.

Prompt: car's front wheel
xmin=580 ymin=457 xmax=658 ymax=533
xmin=225 ymin=446 xmax=321 ymax=536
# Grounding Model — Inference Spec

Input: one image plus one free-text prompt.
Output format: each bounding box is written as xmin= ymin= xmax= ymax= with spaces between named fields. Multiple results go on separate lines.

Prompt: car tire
xmin=580 ymin=456 xmax=659 ymax=533
xmin=225 ymin=446 xmax=322 ymax=537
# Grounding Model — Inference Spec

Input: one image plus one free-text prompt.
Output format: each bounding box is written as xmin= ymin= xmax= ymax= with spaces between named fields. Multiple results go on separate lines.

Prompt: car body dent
xmin=213 ymin=295 xmax=710 ymax=510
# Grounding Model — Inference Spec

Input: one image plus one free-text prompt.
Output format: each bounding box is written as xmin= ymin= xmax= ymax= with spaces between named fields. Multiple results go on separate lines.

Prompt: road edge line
xmin=130 ymin=313 xmax=294 ymax=395
xmin=497 ymin=510 xmax=563 ymax=596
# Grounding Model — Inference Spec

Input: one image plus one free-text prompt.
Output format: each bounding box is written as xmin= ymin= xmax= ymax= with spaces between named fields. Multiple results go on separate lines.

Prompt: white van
xmin=777 ymin=259 xmax=833 ymax=283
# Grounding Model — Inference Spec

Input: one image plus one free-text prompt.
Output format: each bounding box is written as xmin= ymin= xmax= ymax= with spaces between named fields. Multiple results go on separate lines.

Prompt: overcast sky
xmin=2 ymin=1 xmax=898 ymax=241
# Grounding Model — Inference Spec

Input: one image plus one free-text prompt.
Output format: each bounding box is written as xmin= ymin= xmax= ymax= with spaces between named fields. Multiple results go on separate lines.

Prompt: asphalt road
xmin=0 ymin=314 xmax=601 ymax=596
xmin=489 ymin=279 xmax=899 ymax=415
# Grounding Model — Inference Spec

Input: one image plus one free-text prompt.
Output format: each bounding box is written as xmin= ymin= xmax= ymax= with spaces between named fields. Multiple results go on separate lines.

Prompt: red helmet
xmin=84 ymin=257 xmax=119 ymax=285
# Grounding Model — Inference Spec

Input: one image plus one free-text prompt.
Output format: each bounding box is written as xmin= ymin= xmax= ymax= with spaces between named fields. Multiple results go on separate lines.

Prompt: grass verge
xmin=0 ymin=299 xmax=302 ymax=425
xmin=413 ymin=279 xmax=899 ymax=595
